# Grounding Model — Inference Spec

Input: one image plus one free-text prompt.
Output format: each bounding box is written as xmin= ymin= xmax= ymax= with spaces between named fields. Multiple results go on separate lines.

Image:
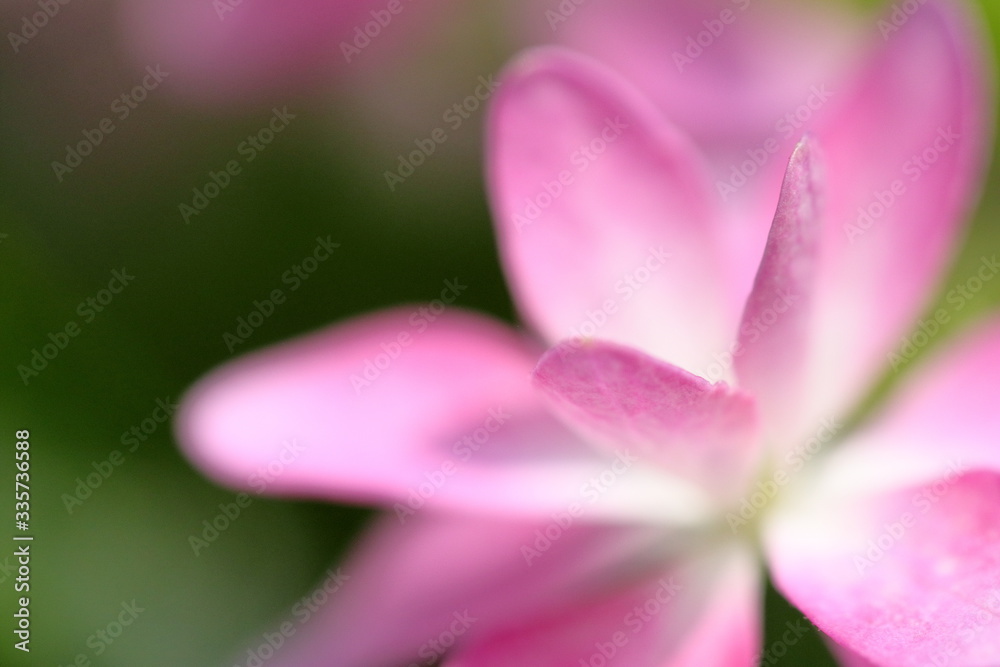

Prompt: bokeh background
xmin=0 ymin=0 xmax=997 ymax=665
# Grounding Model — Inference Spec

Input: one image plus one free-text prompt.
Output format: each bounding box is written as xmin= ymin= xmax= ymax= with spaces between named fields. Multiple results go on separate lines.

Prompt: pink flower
xmin=522 ymin=0 xmax=864 ymax=163
xmin=177 ymin=1 xmax=996 ymax=665
xmin=118 ymin=0 xmax=452 ymax=105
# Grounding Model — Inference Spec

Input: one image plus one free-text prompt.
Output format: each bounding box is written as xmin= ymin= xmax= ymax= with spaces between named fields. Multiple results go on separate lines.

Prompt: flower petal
xmin=733 ymin=136 xmax=823 ymax=442
xmin=255 ymin=512 xmax=671 ymax=667
xmin=178 ymin=308 xmax=705 ymax=524
xmin=119 ymin=0 xmax=352 ymax=103
xmin=487 ymin=48 xmax=736 ymax=371
xmin=765 ymin=469 xmax=1000 ymax=667
xmin=535 ymin=0 xmax=861 ymax=167
xmin=765 ymin=321 xmax=1000 ymax=665
xmin=445 ymin=541 xmax=761 ymax=667
xmin=119 ymin=0 xmax=445 ymax=104
xmin=532 ymin=340 xmax=760 ymax=502
xmin=525 ymin=0 xmax=863 ymax=307
xmin=805 ymin=0 xmax=993 ymax=423
xmin=801 ymin=317 xmax=1000 ymax=497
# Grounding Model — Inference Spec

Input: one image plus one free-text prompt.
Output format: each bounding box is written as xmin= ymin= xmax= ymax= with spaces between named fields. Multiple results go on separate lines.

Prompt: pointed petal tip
xmin=791 ymin=133 xmax=818 ymax=162
xmin=789 ymin=133 xmax=824 ymax=194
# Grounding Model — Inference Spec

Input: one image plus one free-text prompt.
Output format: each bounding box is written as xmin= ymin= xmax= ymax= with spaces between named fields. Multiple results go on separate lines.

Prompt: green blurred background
xmin=0 ymin=0 xmax=997 ymax=665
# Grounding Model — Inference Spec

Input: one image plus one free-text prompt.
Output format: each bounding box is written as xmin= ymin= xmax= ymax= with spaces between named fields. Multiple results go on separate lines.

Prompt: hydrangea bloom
xmin=177 ymin=1 xmax=996 ymax=665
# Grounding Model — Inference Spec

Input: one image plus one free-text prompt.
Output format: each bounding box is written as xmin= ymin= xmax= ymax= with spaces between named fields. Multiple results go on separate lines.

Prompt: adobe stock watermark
xmin=700 ymin=289 xmax=799 ymax=383
xmin=8 ymin=0 xmax=73 ymax=54
xmin=57 ymin=600 xmax=145 ymax=667
xmin=853 ymin=459 xmax=966 ymax=575
xmin=878 ymin=0 xmax=929 ymax=40
xmin=405 ymin=611 xmax=478 ymax=667
xmin=222 ymin=236 xmax=340 ymax=353
xmin=51 ymin=65 xmax=169 ymax=182
xmin=340 ymin=0 xmax=413 ymax=63
xmin=12 ymin=542 xmax=30 ymax=653
xmin=715 ymin=84 xmax=833 ymax=201
xmin=213 ymin=0 xmax=246 ymax=21
xmin=349 ymin=278 xmax=467 ymax=393
xmin=179 ymin=106 xmax=296 ymax=223
xmin=579 ymin=577 xmax=682 ymax=667
xmin=232 ymin=568 xmax=351 ymax=667
xmin=514 ymin=115 xmax=630 ymax=232
xmin=16 ymin=268 xmax=135 ymax=385
xmin=563 ymin=246 xmax=672 ymax=342
xmin=726 ymin=417 xmax=843 ymax=533
xmin=544 ymin=0 xmax=591 ymax=31
xmin=384 ymin=75 xmax=500 ymax=191
xmin=887 ymin=255 xmax=999 ymax=372
xmin=929 ymin=589 xmax=1000 ymax=666
xmin=61 ymin=397 xmax=179 ymax=514
xmin=672 ymin=0 xmax=752 ymax=73
xmin=393 ymin=407 xmax=512 ymax=524
xmin=521 ymin=450 xmax=638 ymax=566
xmin=188 ymin=438 xmax=306 ymax=556
xmin=842 ymin=125 xmax=958 ymax=243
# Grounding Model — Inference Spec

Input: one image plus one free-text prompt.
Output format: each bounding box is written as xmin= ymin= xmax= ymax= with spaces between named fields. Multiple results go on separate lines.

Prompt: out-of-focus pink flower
xmin=118 ymin=0 xmax=452 ymax=105
xmin=176 ymin=1 xmax=996 ymax=665
xmin=523 ymin=0 xmax=864 ymax=163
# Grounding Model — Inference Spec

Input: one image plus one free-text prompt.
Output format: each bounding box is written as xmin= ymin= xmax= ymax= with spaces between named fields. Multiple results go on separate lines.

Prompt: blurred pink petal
xmin=734 ymin=135 xmax=822 ymax=442
xmin=179 ymin=308 xmax=532 ymax=497
xmin=793 ymin=318 xmax=1000 ymax=498
xmin=804 ymin=0 xmax=993 ymax=430
xmin=533 ymin=340 xmax=759 ymax=501
xmin=445 ymin=542 xmax=760 ymax=667
xmin=487 ymin=48 xmax=735 ymax=372
xmin=765 ymin=470 xmax=1000 ymax=666
xmin=119 ymin=0 xmax=444 ymax=104
xmin=180 ymin=307 xmax=709 ymax=523
xmin=536 ymin=0 xmax=862 ymax=165
xmin=764 ymin=319 xmax=1000 ymax=664
xmin=264 ymin=512 xmax=668 ymax=667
